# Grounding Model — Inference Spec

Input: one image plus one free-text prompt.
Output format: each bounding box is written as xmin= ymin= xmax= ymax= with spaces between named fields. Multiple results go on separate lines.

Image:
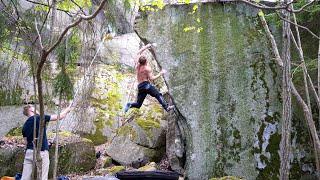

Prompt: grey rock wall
xmin=135 ymin=3 xmax=283 ymax=179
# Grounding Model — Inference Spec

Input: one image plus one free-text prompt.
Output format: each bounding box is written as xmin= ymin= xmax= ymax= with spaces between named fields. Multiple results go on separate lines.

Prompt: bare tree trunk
xmin=29 ymin=51 xmax=39 ymax=179
xmin=35 ymin=51 xmax=48 ymax=180
xmin=53 ymin=33 xmax=69 ymax=179
xmin=52 ymin=94 xmax=62 ymax=179
xmin=318 ymin=32 xmax=320 ymax=129
xmin=50 ymin=0 xmax=57 ymax=44
xmin=280 ymin=8 xmax=292 ymax=180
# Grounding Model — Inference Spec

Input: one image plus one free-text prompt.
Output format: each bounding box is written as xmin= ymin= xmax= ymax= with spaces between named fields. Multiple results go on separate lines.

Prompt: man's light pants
xmin=21 ymin=149 xmax=50 ymax=180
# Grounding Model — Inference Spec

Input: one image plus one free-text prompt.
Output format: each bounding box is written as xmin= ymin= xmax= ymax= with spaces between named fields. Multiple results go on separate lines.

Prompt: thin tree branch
xmin=0 ymin=0 xmax=7 ymax=8
xmin=238 ymin=0 xmax=315 ymax=13
xmin=258 ymin=10 xmax=283 ymax=67
xmin=24 ymin=0 xmax=72 ymax=17
xmin=32 ymin=6 xmax=51 ymax=46
xmin=292 ymin=0 xmax=316 ymax=13
xmin=70 ymin=0 xmax=87 ymax=15
xmin=47 ymin=0 xmax=107 ymax=54
xmin=34 ymin=18 xmax=44 ymax=49
xmin=9 ymin=0 xmax=20 ymax=20
xmin=0 ymin=2 xmax=19 ymax=24
xmin=278 ymin=13 xmax=320 ymax=40
xmin=290 ymin=29 xmax=320 ymax=108
xmin=237 ymin=0 xmax=293 ymax=11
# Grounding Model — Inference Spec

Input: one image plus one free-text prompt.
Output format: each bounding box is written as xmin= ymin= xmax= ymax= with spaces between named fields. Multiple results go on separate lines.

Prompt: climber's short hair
xmin=139 ymin=56 xmax=147 ymax=65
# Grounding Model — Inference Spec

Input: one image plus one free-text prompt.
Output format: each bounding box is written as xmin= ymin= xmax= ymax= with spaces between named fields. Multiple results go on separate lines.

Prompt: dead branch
xmin=34 ymin=18 xmax=44 ymax=49
xmin=258 ymin=10 xmax=283 ymax=67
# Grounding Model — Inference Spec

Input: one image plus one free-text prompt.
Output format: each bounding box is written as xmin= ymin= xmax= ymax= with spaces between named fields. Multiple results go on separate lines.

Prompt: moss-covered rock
xmin=0 ymin=145 xmax=24 ymax=176
xmin=106 ymin=135 xmax=165 ymax=167
xmin=209 ymin=176 xmax=243 ymax=180
xmin=6 ymin=127 xmax=22 ymax=137
xmin=106 ymin=166 xmax=125 ymax=175
xmin=0 ymin=133 xmax=96 ymax=177
xmin=135 ymin=2 xmax=284 ymax=179
xmin=103 ymin=156 xmax=113 ymax=168
xmin=138 ymin=162 xmax=157 ymax=171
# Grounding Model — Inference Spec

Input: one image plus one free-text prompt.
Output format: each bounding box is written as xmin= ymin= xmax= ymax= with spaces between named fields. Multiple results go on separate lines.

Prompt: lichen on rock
xmin=135 ymin=2 xmax=284 ymax=179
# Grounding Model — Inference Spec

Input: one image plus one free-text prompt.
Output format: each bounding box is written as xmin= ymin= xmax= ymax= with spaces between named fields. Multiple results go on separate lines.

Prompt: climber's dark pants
xmin=130 ymin=81 xmax=168 ymax=111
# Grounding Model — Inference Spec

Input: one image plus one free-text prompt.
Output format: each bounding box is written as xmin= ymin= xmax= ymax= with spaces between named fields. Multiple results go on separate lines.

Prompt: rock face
xmin=135 ymin=3 xmax=284 ymax=179
xmin=106 ymin=119 xmax=166 ymax=167
xmin=58 ymin=33 xmax=168 ymax=145
xmin=0 ymin=143 xmax=25 ymax=176
xmin=0 ymin=133 xmax=96 ymax=177
xmin=0 ymin=106 xmax=25 ymax=138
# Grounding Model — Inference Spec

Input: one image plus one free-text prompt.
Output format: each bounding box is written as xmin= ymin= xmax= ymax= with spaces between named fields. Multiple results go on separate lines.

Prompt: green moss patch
xmin=209 ymin=176 xmax=243 ymax=180
xmin=136 ymin=118 xmax=160 ymax=138
xmin=106 ymin=166 xmax=125 ymax=175
xmin=0 ymin=88 xmax=22 ymax=106
xmin=117 ymin=125 xmax=137 ymax=141
xmin=6 ymin=127 xmax=22 ymax=137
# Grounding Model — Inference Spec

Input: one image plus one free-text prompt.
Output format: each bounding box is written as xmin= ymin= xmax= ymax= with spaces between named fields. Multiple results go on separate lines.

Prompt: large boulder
xmin=106 ymin=118 xmax=166 ymax=167
xmin=47 ymin=132 xmax=96 ymax=176
xmin=0 ymin=137 xmax=25 ymax=177
xmin=0 ymin=132 xmax=96 ymax=177
xmin=0 ymin=106 xmax=25 ymax=138
xmin=59 ymin=33 xmax=167 ymax=145
xmin=134 ymin=2 xmax=288 ymax=179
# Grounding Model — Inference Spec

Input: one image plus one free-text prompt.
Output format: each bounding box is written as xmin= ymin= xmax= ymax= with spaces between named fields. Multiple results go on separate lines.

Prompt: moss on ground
xmin=103 ymin=156 xmax=113 ymax=168
xmin=107 ymin=166 xmax=125 ymax=175
xmin=209 ymin=176 xmax=243 ymax=180
xmin=6 ymin=127 xmax=22 ymax=137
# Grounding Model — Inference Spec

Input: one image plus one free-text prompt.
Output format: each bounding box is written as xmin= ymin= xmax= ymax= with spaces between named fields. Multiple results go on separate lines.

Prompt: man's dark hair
xmin=139 ymin=56 xmax=147 ymax=65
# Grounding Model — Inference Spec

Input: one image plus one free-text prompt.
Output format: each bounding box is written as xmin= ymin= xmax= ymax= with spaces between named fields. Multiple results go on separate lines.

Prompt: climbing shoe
xmin=124 ymin=103 xmax=131 ymax=113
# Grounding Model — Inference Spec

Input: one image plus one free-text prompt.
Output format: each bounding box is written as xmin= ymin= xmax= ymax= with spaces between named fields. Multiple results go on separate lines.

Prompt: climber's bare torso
xmin=136 ymin=64 xmax=152 ymax=83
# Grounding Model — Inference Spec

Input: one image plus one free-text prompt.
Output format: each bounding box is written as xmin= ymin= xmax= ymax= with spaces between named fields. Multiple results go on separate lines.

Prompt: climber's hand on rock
xmin=160 ymin=69 xmax=167 ymax=75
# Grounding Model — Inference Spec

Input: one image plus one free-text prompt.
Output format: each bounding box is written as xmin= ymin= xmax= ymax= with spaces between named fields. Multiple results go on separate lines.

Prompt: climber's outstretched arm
xmin=134 ymin=44 xmax=152 ymax=65
xmin=148 ymin=69 xmax=166 ymax=81
xmin=137 ymin=44 xmax=152 ymax=55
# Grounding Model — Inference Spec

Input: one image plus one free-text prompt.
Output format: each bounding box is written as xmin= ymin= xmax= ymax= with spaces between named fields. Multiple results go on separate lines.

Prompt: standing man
xmin=21 ymin=104 xmax=72 ymax=180
xmin=124 ymin=43 xmax=174 ymax=113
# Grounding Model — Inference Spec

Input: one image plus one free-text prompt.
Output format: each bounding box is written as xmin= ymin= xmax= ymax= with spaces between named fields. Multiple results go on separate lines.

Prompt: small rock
xmin=138 ymin=162 xmax=157 ymax=171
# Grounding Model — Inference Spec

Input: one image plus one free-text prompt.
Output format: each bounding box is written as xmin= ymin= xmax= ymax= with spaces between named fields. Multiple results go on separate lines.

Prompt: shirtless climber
xmin=124 ymin=43 xmax=174 ymax=113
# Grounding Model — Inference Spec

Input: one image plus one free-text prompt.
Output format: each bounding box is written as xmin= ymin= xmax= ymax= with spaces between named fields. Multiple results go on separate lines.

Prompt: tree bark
xmin=35 ymin=50 xmax=48 ymax=180
xmin=280 ymin=8 xmax=292 ymax=180
xmin=52 ymin=94 xmax=62 ymax=179
xmin=29 ymin=51 xmax=38 ymax=180
xmin=318 ymin=31 xmax=320 ymax=131
xmin=49 ymin=0 xmax=57 ymax=44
